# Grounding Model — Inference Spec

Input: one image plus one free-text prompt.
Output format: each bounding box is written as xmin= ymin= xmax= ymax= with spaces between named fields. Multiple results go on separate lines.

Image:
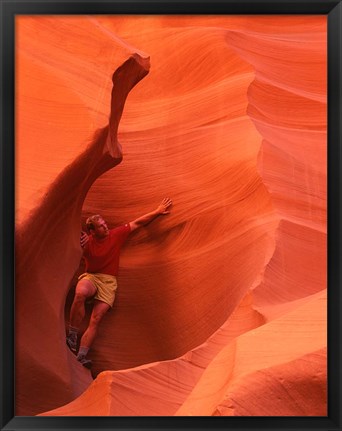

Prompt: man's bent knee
xmin=75 ymin=280 xmax=96 ymax=300
xmin=74 ymin=292 xmax=88 ymax=303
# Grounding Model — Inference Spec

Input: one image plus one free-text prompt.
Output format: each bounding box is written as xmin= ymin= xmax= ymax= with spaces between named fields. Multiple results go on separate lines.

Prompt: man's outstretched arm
xmin=129 ymin=198 xmax=172 ymax=232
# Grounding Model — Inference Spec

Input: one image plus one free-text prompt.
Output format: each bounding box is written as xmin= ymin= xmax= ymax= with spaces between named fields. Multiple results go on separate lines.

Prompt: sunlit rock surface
xmin=16 ymin=16 xmax=327 ymax=416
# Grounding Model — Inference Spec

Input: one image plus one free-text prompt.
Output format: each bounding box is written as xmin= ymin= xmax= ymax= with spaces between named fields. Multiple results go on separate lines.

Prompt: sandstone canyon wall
xmin=15 ymin=15 xmax=327 ymax=416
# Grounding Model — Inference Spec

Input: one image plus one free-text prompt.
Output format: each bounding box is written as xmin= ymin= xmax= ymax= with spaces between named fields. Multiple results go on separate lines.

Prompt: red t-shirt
xmin=83 ymin=223 xmax=131 ymax=276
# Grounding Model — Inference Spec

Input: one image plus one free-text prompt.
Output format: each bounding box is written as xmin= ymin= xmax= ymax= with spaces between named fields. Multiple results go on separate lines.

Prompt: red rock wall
xmin=16 ymin=16 xmax=327 ymax=416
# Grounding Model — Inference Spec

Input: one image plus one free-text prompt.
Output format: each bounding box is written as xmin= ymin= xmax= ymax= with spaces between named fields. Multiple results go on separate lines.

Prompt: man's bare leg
xmin=77 ymin=300 xmax=111 ymax=368
xmin=66 ymin=279 xmax=96 ymax=352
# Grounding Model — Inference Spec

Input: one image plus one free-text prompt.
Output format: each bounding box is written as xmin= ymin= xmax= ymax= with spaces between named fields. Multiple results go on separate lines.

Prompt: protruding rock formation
xmin=16 ymin=17 xmax=150 ymax=414
xmin=16 ymin=15 xmax=327 ymax=416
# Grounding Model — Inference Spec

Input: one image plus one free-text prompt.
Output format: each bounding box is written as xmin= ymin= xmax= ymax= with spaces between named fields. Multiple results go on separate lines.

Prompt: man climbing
xmin=66 ymin=197 xmax=172 ymax=368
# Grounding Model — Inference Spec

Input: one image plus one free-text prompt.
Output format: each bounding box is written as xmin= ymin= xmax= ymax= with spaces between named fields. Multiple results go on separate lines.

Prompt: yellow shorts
xmin=78 ymin=273 xmax=118 ymax=307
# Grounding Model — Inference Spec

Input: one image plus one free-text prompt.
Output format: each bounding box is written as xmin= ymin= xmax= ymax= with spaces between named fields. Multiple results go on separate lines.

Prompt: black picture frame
xmin=1 ymin=0 xmax=341 ymax=430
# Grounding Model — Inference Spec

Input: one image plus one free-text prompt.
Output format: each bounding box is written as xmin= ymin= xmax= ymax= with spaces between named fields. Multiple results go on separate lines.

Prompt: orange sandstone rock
xmin=15 ymin=15 xmax=327 ymax=416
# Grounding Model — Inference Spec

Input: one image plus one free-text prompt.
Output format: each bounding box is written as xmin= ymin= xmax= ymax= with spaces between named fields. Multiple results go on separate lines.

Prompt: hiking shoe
xmin=66 ymin=334 xmax=77 ymax=353
xmin=77 ymin=354 xmax=92 ymax=369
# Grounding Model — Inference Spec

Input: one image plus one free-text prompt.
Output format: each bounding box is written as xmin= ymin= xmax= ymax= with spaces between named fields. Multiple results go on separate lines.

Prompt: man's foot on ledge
xmin=66 ymin=334 xmax=77 ymax=353
xmin=77 ymin=354 xmax=92 ymax=369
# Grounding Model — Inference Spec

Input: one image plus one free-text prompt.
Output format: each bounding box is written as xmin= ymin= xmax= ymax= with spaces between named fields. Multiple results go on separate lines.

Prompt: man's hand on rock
xmin=80 ymin=230 xmax=89 ymax=248
xmin=157 ymin=197 xmax=172 ymax=215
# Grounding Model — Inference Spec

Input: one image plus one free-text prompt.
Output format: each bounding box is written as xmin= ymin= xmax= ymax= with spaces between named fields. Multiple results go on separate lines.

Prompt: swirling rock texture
xmin=15 ymin=15 xmax=327 ymax=416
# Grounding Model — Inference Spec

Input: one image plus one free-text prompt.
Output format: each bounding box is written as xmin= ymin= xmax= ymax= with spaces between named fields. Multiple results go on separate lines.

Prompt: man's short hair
xmin=86 ymin=215 xmax=103 ymax=232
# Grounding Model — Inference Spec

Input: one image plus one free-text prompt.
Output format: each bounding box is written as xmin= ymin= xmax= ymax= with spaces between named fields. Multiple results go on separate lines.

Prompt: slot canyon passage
xmin=15 ymin=15 xmax=327 ymax=416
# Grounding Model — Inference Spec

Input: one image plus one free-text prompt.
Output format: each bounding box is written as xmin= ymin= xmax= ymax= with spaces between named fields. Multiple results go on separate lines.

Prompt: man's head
xmin=86 ymin=215 xmax=109 ymax=239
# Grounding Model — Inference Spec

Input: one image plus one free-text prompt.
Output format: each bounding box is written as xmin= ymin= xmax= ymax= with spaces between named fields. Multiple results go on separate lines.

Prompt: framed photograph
xmin=1 ymin=0 xmax=341 ymax=430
